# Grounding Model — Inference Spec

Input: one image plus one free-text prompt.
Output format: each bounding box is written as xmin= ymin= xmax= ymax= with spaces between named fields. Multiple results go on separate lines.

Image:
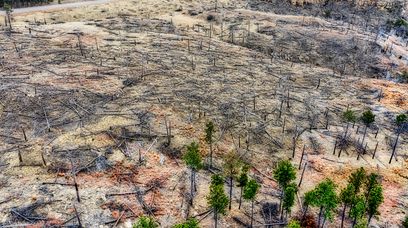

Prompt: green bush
xmin=173 ymin=218 xmax=199 ymax=228
xmin=133 ymin=216 xmax=158 ymax=228
xmin=287 ymin=220 xmax=301 ymax=228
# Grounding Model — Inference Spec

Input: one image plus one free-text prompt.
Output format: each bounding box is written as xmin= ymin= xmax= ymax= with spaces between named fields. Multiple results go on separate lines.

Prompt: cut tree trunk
xmin=229 ymin=176 xmax=233 ymax=210
xmin=317 ymin=206 xmax=324 ymax=228
xmin=389 ymin=132 xmax=400 ymax=164
xmin=190 ymin=169 xmax=194 ymax=205
xmin=239 ymin=187 xmax=243 ymax=209
xmin=340 ymin=204 xmax=347 ymax=228
xmin=251 ymin=199 xmax=254 ymax=228
xmin=302 ymin=205 xmax=309 ymax=223
xmin=209 ymin=143 xmax=213 ymax=168
xmin=361 ymin=125 xmax=368 ymax=145
xmin=214 ymin=211 xmax=218 ymax=228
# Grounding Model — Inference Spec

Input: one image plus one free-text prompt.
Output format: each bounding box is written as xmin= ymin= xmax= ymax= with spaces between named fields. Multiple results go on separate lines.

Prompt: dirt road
xmin=0 ymin=0 xmax=110 ymax=16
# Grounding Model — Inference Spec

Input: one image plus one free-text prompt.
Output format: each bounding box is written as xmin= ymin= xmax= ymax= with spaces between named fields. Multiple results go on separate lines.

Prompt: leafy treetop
xmin=365 ymin=173 xmax=380 ymax=197
xmin=396 ymin=114 xmax=407 ymax=126
xmin=343 ymin=109 xmax=357 ymax=123
xmin=223 ymin=150 xmax=241 ymax=178
xmin=237 ymin=164 xmax=249 ymax=188
xmin=205 ymin=121 xmax=215 ymax=144
xmin=350 ymin=196 xmax=366 ymax=221
xmin=304 ymin=190 xmax=315 ymax=207
xmin=211 ymin=174 xmax=224 ymax=186
xmin=348 ymin=167 xmax=366 ymax=194
xmin=396 ymin=114 xmax=408 ymax=133
xmin=207 ymin=175 xmax=229 ymax=215
xmin=183 ymin=142 xmax=203 ymax=171
xmin=243 ymin=179 xmax=260 ymax=201
xmin=3 ymin=3 xmax=12 ymax=13
xmin=340 ymin=183 xmax=356 ymax=205
xmin=367 ymin=185 xmax=384 ymax=219
xmin=361 ymin=110 xmax=375 ymax=126
xmin=309 ymin=179 xmax=338 ymax=221
xmin=273 ymin=160 xmax=296 ymax=189
xmin=282 ymin=183 xmax=298 ymax=213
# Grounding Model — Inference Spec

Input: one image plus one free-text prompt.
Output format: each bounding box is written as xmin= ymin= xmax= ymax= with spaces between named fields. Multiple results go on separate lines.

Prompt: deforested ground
xmin=0 ymin=0 xmax=407 ymax=227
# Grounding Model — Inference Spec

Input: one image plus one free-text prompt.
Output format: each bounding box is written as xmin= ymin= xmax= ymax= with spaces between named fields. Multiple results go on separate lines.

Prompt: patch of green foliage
xmin=207 ymin=174 xmax=229 ymax=215
xmin=287 ymin=220 xmax=301 ymax=228
xmin=133 ymin=216 xmax=158 ymax=228
xmin=183 ymin=142 xmax=202 ymax=171
xmin=172 ymin=218 xmax=200 ymax=228
xmin=343 ymin=109 xmax=357 ymax=123
xmin=273 ymin=160 xmax=296 ymax=189
xmin=361 ymin=110 xmax=375 ymax=126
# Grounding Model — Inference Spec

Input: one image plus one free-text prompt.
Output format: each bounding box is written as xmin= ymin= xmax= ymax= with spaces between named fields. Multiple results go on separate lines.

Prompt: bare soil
xmin=0 ymin=0 xmax=407 ymax=227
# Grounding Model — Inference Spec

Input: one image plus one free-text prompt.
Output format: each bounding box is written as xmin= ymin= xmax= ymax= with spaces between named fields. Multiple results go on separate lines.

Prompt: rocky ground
xmin=0 ymin=0 xmax=407 ymax=227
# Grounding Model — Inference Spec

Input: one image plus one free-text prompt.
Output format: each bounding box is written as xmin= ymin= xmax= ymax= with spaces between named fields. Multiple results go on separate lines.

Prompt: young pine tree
xmin=237 ymin=164 xmax=249 ymax=210
xmin=342 ymin=109 xmax=357 ymax=138
xmin=309 ymin=179 xmax=338 ymax=228
xmin=183 ymin=142 xmax=203 ymax=205
xmin=366 ymin=185 xmax=384 ymax=224
xmin=347 ymin=167 xmax=366 ymax=213
xmin=3 ymin=3 xmax=12 ymax=30
xmin=223 ymin=150 xmax=241 ymax=210
xmin=364 ymin=173 xmax=380 ymax=200
xmin=205 ymin=121 xmax=215 ymax=168
xmin=396 ymin=113 xmax=408 ymax=126
xmin=360 ymin=110 xmax=375 ymax=145
xmin=282 ymin=183 xmax=298 ymax=220
xmin=390 ymin=113 xmax=408 ymax=164
xmin=243 ymin=179 xmax=260 ymax=228
xmin=207 ymin=174 xmax=229 ymax=228
xmin=302 ymin=190 xmax=315 ymax=222
xmin=340 ymin=183 xmax=356 ymax=228
xmin=273 ymin=160 xmax=297 ymax=188
xmin=349 ymin=195 xmax=366 ymax=227
xmin=349 ymin=168 xmax=366 ymax=193
xmin=273 ymin=160 xmax=296 ymax=214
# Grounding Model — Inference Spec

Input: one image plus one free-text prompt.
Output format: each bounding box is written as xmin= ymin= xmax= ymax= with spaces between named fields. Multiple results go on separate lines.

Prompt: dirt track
xmin=0 ymin=0 xmax=110 ymax=16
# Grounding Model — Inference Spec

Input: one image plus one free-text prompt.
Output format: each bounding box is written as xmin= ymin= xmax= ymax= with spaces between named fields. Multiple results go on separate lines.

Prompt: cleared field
xmin=0 ymin=0 xmax=407 ymax=227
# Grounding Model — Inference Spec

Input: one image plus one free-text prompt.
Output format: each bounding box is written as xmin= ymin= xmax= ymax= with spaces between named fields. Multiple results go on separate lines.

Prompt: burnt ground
xmin=0 ymin=0 xmax=407 ymax=227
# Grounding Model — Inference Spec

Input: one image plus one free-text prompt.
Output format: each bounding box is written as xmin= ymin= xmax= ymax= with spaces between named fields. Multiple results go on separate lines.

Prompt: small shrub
xmin=287 ymin=220 xmax=301 ymax=228
xmin=133 ymin=216 xmax=158 ymax=228
xmin=173 ymin=218 xmax=199 ymax=228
